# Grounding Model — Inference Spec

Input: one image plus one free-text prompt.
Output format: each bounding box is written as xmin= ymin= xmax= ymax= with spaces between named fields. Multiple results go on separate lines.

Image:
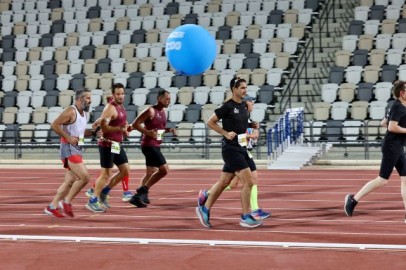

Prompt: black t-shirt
xmin=384 ymin=99 xmax=406 ymax=149
xmin=214 ymin=99 xmax=249 ymax=146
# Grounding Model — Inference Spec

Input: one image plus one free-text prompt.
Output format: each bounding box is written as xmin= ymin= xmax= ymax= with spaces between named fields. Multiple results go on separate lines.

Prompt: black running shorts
xmin=141 ymin=146 xmax=166 ymax=167
xmin=222 ymin=144 xmax=252 ymax=173
xmin=98 ymin=144 xmax=128 ymax=169
xmin=379 ymin=147 xmax=406 ymax=179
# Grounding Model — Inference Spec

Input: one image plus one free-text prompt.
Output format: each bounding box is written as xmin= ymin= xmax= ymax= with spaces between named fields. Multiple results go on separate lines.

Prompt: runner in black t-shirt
xmin=345 ymin=81 xmax=406 ymax=222
xmin=195 ymin=77 xmax=262 ymax=229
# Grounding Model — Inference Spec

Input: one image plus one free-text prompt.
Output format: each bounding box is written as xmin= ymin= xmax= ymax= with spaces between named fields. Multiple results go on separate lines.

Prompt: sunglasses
xmin=232 ymin=76 xmax=245 ymax=89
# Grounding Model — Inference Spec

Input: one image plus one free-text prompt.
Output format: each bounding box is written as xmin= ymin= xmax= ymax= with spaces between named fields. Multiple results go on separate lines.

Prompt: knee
xmin=121 ymin=166 xmax=130 ymax=176
xmin=119 ymin=163 xmax=130 ymax=176
xmin=376 ymin=177 xmax=388 ymax=187
xmin=159 ymin=166 xmax=168 ymax=177
xmin=82 ymin=173 xmax=91 ymax=184
xmin=245 ymin=180 xmax=254 ymax=189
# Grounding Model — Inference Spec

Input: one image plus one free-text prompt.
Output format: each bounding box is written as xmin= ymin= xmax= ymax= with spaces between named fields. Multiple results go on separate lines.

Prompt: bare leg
xmin=144 ymin=164 xmax=168 ymax=189
xmin=400 ymin=176 xmax=406 ymax=212
xmin=354 ymin=176 xmax=388 ymax=202
xmin=108 ymin=163 xmax=130 ymax=189
xmin=64 ymin=162 xmax=90 ymax=203
xmin=93 ymin=168 xmax=111 ymax=198
xmin=50 ymin=171 xmax=77 ymax=208
xmin=228 ymin=176 xmax=240 ymax=189
xmin=205 ymin=172 xmax=234 ymax=209
xmin=235 ymin=168 xmax=254 ymax=215
xmin=140 ymin=167 xmax=158 ymax=187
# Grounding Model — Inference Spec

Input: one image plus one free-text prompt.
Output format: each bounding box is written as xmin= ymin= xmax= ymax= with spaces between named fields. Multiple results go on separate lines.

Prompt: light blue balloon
xmin=165 ymin=24 xmax=217 ymax=76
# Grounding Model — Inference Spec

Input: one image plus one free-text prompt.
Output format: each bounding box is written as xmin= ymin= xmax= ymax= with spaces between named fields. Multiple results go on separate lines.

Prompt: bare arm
xmin=100 ymin=104 xmax=127 ymax=133
xmin=380 ymin=117 xmax=388 ymax=127
xmin=51 ymin=107 xmax=78 ymax=145
xmin=207 ymin=113 xmax=236 ymax=141
xmin=387 ymin=120 xmax=406 ymax=133
xmin=131 ymin=106 xmax=156 ymax=138
xmin=92 ymin=117 xmax=101 ymax=130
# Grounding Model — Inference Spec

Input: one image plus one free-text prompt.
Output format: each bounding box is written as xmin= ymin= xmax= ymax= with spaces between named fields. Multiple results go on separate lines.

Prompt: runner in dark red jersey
xmin=129 ymin=90 xmax=175 ymax=207
xmin=86 ymin=83 xmax=131 ymax=213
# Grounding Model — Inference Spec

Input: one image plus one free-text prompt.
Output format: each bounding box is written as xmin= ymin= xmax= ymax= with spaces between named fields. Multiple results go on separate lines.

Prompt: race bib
xmin=237 ymin=133 xmax=247 ymax=147
xmin=247 ymin=149 xmax=253 ymax=159
xmin=157 ymin=129 xmax=165 ymax=141
xmin=78 ymin=135 xmax=85 ymax=146
xmin=111 ymin=141 xmax=120 ymax=154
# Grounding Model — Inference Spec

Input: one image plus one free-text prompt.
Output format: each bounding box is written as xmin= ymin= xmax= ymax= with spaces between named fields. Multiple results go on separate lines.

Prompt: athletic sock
xmin=49 ymin=204 xmax=57 ymax=209
xmin=101 ymin=186 xmax=111 ymax=195
xmin=250 ymin=184 xmax=259 ymax=211
xmin=121 ymin=175 xmax=129 ymax=192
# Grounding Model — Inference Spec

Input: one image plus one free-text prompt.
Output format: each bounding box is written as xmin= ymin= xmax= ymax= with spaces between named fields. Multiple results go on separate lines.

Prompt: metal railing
xmin=0 ymin=121 xmax=387 ymax=161
xmin=278 ymin=36 xmax=315 ymax=113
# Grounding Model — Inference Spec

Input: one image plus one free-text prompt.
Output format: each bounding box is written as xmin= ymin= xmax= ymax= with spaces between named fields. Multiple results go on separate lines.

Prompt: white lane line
xmin=0 ymin=223 xmax=405 ymax=237
xmin=1 ymin=234 xmax=405 ymax=250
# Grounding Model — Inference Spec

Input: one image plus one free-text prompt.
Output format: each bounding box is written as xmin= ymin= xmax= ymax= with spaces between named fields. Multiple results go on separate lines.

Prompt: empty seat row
xmin=321 ymin=81 xmax=394 ymax=103
xmin=328 ymin=64 xmax=400 ymax=85
xmin=335 ymin=48 xmax=406 ymax=68
xmin=305 ymin=118 xmax=387 ymax=142
xmin=313 ymin=100 xmax=388 ymax=121
xmin=342 ymin=33 xmax=406 ymax=52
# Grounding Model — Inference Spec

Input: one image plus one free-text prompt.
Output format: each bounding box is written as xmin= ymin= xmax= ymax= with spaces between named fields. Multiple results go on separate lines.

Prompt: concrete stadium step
xmin=268 ymin=144 xmax=331 ymax=170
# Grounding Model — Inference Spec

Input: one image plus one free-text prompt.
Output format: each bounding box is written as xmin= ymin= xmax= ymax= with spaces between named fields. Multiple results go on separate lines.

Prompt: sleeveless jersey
xmin=99 ymin=101 xmax=127 ymax=146
xmin=61 ymin=105 xmax=88 ymax=141
xmin=141 ymin=106 xmax=167 ymax=147
xmin=60 ymin=105 xmax=88 ymax=159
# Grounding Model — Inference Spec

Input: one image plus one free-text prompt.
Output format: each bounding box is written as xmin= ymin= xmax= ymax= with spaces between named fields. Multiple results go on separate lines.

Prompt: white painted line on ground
xmin=1 ymin=234 xmax=406 ymax=250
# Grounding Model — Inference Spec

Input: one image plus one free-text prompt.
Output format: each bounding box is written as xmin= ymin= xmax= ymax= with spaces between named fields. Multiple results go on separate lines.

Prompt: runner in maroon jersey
xmin=129 ymin=89 xmax=175 ymax=207
xmin=86 ymin=83 xmax=132 ymax=213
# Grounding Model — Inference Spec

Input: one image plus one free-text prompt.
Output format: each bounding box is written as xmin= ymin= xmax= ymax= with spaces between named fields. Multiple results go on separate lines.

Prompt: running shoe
xmin=129 ymin=194 xmax=147 ymax=208
xmin=344 ymin=194 xmax=358 ymax=217
xmin=239 ymin=214 xmax=262 ymax=228
xmin=139 ymin=192 xmax=150 ymax=205
xmin=100 ymin=193 xmax=110 ymax=208
xmin=251 ymin=208 xmax=271 ymax=220
xmin=122 ymin=191 xmax=133 ymax=202
xmin=196 ymin=205 xmax=211 ymax=228
xmin=85 ymin=201 xmax=106 ymax=213
xmin=44 ymin=206 xmax=64 ymax=218
xmin=58 ymin=201 xmax=74 ymax=218
xmin=137 ymin=187 xmax=150 ymax=204
xmin=197 ymin=189 xmax=208 ymax=207
xmin=85 ymin=188 xmax=94 ymax=198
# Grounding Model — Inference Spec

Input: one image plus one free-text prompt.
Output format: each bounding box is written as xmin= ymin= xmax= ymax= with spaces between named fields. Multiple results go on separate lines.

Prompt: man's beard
xmin=114 ymin=98 xmax=124 ymax=105
xmin=81 ymin=100 xmax=90 ymax=112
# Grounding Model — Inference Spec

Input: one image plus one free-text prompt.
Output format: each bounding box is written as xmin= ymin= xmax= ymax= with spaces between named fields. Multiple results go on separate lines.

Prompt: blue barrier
xmin=267 ymin=108 xmax=305 ymax=161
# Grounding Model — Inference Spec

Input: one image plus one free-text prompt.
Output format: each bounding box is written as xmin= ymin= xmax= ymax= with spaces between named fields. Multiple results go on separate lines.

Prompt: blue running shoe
xmin=85 ymin=201 xmax=106 ymax=213
xmin=196 ymin=205 xmax=211 ymax=228
xmin=197 ymin=189 xmax=208 ymax=207
xmin=122 ymin=191 xmax=133 ymax=202
xmin=240 ymin=214 xmax=262 ymax=228
xmin=251 ymin=209 xmax=271 ymax=220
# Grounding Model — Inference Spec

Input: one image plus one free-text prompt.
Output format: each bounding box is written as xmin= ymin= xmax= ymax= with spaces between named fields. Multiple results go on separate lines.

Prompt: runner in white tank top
xmin=44 ymin=88 xmax=93 ymax=219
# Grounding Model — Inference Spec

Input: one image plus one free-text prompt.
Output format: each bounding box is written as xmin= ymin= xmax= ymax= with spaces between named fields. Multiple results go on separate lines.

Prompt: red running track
xmin=0 ymin=168 xmax=405 ymax=269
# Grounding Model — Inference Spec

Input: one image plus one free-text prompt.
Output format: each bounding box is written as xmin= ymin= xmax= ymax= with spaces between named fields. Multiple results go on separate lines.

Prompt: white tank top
xmin=63 ymin=105 xmax=88 ymax=137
